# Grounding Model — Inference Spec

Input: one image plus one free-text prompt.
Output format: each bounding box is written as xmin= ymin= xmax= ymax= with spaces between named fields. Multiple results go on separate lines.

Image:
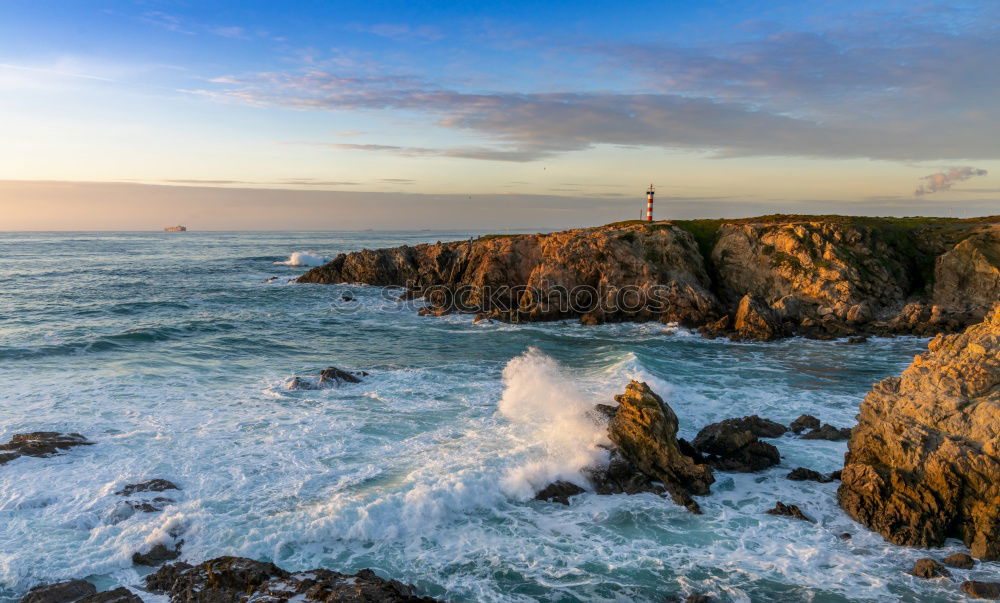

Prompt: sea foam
xmin=497 ymin=348 xmax=610 ymax=500
xmin=275 ymin=251 xmax=330 ymax=267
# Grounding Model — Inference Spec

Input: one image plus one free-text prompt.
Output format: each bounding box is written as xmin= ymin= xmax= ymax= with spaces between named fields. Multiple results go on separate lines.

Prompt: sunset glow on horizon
xmin=1 ymin=0 xmax=998 ymax=229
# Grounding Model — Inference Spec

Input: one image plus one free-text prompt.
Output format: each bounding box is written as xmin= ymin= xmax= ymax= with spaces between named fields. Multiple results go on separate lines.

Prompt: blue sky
xmin=0 ymin=0 xmax=998 ymax=229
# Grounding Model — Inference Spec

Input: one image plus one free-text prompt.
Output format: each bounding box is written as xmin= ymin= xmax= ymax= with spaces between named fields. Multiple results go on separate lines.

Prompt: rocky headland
xmin=298 ymin=215 xmax=1000 ymax=340
xmin=839 ymin=303 xmax=1000 ymax=561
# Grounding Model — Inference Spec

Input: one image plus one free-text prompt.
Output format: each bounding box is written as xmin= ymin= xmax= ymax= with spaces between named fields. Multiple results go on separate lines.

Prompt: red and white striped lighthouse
xmin=645 ymin=184 xmax=655 ymax=221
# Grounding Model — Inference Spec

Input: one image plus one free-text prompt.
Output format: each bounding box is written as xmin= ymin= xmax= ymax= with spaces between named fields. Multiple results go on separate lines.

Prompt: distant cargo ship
xmin=164 ymin=225 xmax=187 ymax=232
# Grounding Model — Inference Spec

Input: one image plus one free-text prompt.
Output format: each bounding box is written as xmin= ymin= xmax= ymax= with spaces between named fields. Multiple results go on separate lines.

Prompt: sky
xmin=0 ymin=0 xmax=998 ymax=230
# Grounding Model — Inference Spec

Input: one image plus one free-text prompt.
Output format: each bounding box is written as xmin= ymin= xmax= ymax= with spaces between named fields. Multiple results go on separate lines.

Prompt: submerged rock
xmin=943 ymin=552 xmax=976 ymax=569
xmin=19 ymin=580 xmax=97 ymax=603
xmin=533 ymin=481 xmax=585 ymax=505
xmin=287 ymin=366 xmax=367 ymax=390
xmin=80 ymin=588 xmax=143 ymax=603
xmin=765 ymin=501 xmax=813 ymax=522
xmin=838 ymin=305 xmax=1000 ymax=560
xmin=909 ymin=558 xmax=950 ymax=579
xmin=801 ymin=424 xmax=851 ymax=441
xmin=962 ymin=581 xmax=1000 ymax=599
xmin=116 ymin=479 xmax=180 ymax=496
xmin=0 ymin=432 xmax=93 ymax=466
xmin=145 ymin=556 xmax=436 ymax=602
xmin=606 ymin=381 xmax=714 ymax=513
xmin=786 ymin=467 xmax=834 ymax=483
xmin=788 ymin=414 xmax=821 ymax=434
xmin=691 ymin=417 xmax=783 ymax=473
xmin=318 ymin=366 xmax=362 ymax=385
xmin=133 ymin=541 xmax=183 ymax=566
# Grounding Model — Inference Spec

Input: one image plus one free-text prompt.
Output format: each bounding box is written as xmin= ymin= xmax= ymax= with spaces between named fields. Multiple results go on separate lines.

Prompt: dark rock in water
xmin=116 ymin=479 xmax=180 ymax=496
xmin=910 ymin=557 xmax=950 ymax=579
xmin=828 ymin=469 xmax=842 ymax=481
xmin=765 ymin=501 xmax=813 ymax=522
xmin=127 ymin=497 xmax=175 ymax=513
xmin=319 ymin=366 xmax=362 ymax=385
xmin=732 ymin=294 xmax=782 ymax=341
xmin=0 ymin=432 xmax=93 ymax=466
xmin=685 ymin=595 xmax=712 ymax=603
xmin=786 ymin=467 xmax=834 ymax=483
xmin=591 ymin=404 xmax=618 ymax=422
xmin=146 ymin=556 xmax=436 ymax=602
xmin=698 ymin=314 xmax=730 ymax=339
xmin=677 ymin=438 xmax=706 ymax=465
xmin=19 ymin=579 xmax=97 ymax=603
xmin=847 ymin=335 xmax=869 ymax=344
xmin=254 ymin=568 xmax=437 ymax=603
xmin=789 ymin=414 xmax=821 ymax=434
xmin=146 ymin=557 xmax=283 ymax=601
xmin=286 ymin=376 xmax=317 ymax=391
xmin=962 ymin=581 xmax=1000 ymax=599
xmin=943 ymin=552 xmax=976 ymax=569
xmin=79 ymin=587 xmax=143 ymax=603
xmin=534 ymin=481 xmax=585 ymax=505
xmin=341 ymin=294 xmax=355 ymax=301
xmin=691 ymin=417 xmax=782 ymax=472
xmin=586 ymin=449 xmax=666 ymax=498
xmin=289 ymin=366 xmax=366 ymax=390
xmin=133 ymin=541 xmax=183 ymax=566
xmin=606 ymin=381 xmax=714 ymax=513
xmin=839 ymin=532 xmax=852 ymax=540
xmin=801 ymin=424 xmax=852 ymax=441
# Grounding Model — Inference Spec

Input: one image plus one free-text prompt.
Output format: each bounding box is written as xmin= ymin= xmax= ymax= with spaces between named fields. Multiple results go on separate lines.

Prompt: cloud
xmin=191 ymin=5 xmax=1000 ymax=163
xmin=161 ymin=178 xmax=360 ymax=186
xmin=914 ymin=167 xmax=989 ymax=196
xmin=349 ymin=23 xmax=443 ymax=42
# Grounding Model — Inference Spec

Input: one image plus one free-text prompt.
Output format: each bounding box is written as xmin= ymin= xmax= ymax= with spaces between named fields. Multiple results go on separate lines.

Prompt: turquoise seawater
xmin=0 ymin=232 xmax=994 ymax=602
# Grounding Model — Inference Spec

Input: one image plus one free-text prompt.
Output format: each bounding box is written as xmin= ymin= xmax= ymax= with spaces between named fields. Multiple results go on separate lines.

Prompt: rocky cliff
xmin=838 ymin=304 xmax=1000 ymax=559
xmin=299 ymin=215 xmax=1000 ymax=338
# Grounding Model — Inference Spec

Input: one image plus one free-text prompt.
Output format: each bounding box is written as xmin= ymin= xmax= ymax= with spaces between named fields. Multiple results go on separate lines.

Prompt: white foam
xmin=497 ymin=348 xmax=610 ymax=499
xmin=274 ymin=251 xmax=330 ymax=267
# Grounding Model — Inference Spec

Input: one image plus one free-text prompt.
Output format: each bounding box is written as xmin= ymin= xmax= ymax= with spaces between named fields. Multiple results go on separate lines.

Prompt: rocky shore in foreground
xmin=299 ymin=215 xmax=1000 ymax=340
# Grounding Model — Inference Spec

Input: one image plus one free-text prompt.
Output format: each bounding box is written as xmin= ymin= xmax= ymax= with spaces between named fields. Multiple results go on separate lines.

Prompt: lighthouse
xmin=645 ymin=184 xmax=655 ymax=221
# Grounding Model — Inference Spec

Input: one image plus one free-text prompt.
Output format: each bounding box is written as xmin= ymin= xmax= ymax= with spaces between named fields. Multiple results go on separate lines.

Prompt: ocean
xmin=0 ymin=231 xmax=981 ymax=602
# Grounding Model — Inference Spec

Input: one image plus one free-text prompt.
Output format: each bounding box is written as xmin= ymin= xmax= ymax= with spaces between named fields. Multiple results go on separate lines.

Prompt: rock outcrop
xmin=300 ymin=223 xmax=721 ymax=325
xmin=606 ymin=381 xmax=715 ymax=513
xmin=145 ymin=556 xmax=436 ymax=602
xmin=18 ymin=581 xmax=142 ymax=603
xmin=298 ymin=216 xmax=1000 ymax=339
xmin=962 ymin=581 xmax=1000 ymax=599
xmin=0 ymin=432 xmax=93 ymax=466
xmin=690 ymin=416 xmax=784 ymax=472
xmin=765 ymin=501 xmax=813 ymax=522
xmin=838 ymin=304 xmax=1000 ymax=560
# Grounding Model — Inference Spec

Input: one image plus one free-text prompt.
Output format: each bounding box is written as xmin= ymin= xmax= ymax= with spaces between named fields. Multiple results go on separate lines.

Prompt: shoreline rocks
xmin=690 ymin=416 xmax=784 ymax=472
xmin=0 ymin=432 xmax=93 ymax=466
xmin=145 ymin=556 xmax=437 ymax=602
xmin=297 ymin=216 xmax=1000 ymax=340
xmin=838 ymin=304 xmax=1000 ymax=560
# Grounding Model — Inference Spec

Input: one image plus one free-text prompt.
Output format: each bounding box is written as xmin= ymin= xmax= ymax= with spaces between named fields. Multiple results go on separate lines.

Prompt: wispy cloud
xmin=914 ymin=167 xmax=988 ymax=196
xmin=191 ymin=5 xmax=1000 ymax=164
xmin=348 ymin=23 xmax=443 ymax=42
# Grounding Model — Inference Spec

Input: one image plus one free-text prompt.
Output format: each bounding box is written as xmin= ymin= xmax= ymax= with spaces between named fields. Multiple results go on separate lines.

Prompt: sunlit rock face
xmin=838 ymin=304 xmax=1000 ymax=560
